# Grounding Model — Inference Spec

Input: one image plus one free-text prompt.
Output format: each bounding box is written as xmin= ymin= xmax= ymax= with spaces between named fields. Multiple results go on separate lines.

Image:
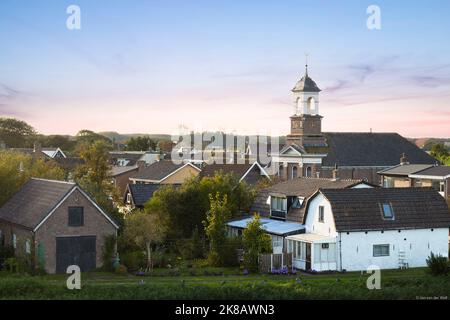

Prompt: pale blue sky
xmin=1 ymin=0 xmax=449 ymax=137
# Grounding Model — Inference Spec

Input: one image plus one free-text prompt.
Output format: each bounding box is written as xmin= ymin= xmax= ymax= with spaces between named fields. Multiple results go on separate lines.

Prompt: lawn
xmin=0 ymin=268 xmax=449 ymax=300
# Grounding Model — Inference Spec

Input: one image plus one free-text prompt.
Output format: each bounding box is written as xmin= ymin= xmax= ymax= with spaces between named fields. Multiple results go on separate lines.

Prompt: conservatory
xmin=286 ymin=233 xmax=337 ymax=272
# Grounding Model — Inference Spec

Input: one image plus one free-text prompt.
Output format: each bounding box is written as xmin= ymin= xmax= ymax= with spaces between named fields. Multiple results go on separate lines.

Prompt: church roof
xmin=322 ymin=132 xmax=437 ymax=167
xmin=292 ymin=67 xmax=321 ymax=92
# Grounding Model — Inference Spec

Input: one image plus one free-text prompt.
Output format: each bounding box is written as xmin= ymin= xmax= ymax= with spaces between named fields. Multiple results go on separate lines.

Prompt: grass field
xmin=0 ymin=267 xmax=449 ymax=300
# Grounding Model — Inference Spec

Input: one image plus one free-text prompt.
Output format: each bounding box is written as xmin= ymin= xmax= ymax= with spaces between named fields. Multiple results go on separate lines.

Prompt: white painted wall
xmin=338 ymin=228 xmax=449 ymax=271
xmin=304 ymin=193 xmax=337 ymax=236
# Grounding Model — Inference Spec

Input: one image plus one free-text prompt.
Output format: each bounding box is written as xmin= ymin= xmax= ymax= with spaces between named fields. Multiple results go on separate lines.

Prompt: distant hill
xmin=98 ymin=132 xmax=172 ymax=144
xmin=410 ymin=138 xmax=450 ymax=151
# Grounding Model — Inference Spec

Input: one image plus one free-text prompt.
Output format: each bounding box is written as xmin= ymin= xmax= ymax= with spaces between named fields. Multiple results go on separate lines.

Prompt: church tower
xmin=286 ymin=64 xmax=327 ymax=147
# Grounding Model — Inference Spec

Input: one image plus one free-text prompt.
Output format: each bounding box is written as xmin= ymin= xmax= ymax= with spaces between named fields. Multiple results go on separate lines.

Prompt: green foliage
xmin=221 ymin=237 xmax=242 ymax=267
xmin=114 ymin=264 xmax=128 ymax=274
xmin=121 ymin=251 xmax=146 ymax=271
xmin=430 ymin=143 xmax=450 ymax=165
xmin=74 ymin=139 xmax=124 ymax=229
xmin=0 ymin=117 xmax=36 ymax=148
xmin=36 ymin=134 xmax=77 ymax=152
xmin=426 ymin=252 xmax=449 ymax=276
xmin=101 ymin=235 xmax=117 ymax=272
xmin=125 ymin=136 xmax=156 ymax=151
xmin=75 ymin=130 xmax=112 ymax=146
xmin=243 ymin=214 xmax=272 ymax=272
xmin=179 ymin=227 xmax=206 ymax=260
xmin=123 ymin=211 xmax=168 ymax=270
xmin=146 ymin=173 xmax=257 ymax=240
xmin=157 ymin=139 xmax=174 ymax=152
xmin=204 ymin=193 xmax=231 ymax=266
xmin=0 ymin=151 xmax=66 ymax=206
xmin=0 ymin=246 xmax=14 ymax=270
xmin=1 ymin=269 xmax=449 ymax=299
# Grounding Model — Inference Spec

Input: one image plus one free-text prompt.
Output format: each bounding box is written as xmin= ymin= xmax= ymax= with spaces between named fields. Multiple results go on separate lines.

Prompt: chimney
xmin=332 ymin=164 xmax=339 ymax=180
xmin=137 ymin=160 xmax=146 ymax=172
xmin=400 ymin=153 xmax=409 ymax=165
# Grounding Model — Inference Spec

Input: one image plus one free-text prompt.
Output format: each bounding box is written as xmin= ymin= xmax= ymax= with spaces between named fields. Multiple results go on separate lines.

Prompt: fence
xmin=258 ymin=253 xmax=293 ymax=273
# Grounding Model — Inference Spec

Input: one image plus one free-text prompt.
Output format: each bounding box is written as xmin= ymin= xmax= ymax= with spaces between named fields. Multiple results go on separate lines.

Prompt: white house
xmin=228 ymin=177 xmax=374 ymax=254
xmin=286 ymin=187 xmax=450 ymax=272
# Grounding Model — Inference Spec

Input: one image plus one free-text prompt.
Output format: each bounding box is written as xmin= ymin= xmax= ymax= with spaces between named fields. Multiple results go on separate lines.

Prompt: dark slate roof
xmin=377 ymin=164 xmax=434 ymax=176
xmin=292 ymin=69 xmax=321 ymax=92
xmin=0 ymin=178 xmax=76 ymax=229
xmin=322 ymin=133 xmax=437 ymax=167
xmin=109 ymin=152 xmax=144 ymax=166
xmin=129 ymin=161 xmax=186 ymax=181
xmin=411 ymin=166 xmax=450 ymax=178
xmin=200 ymin=163 xmax=253 ymax=179
xmin=250 ymin=177 xmax=367 ymax=223
xmin=126 ymin=184 xmax=161 ymax=207
xmin=317 ymin=188 xmax=450 ymax=231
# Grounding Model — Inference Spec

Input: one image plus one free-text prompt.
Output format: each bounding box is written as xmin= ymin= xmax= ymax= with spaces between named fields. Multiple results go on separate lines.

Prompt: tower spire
xmin=305 ymin=53 xmax=309 ymax=76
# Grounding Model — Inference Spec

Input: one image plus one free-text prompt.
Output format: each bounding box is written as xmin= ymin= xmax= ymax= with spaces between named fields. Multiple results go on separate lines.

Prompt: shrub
xmin=101 ymin=235 xmax=117 ymax=272
xmin=426 ymin=252 xmax=449 ymax=276
xmin=121 ymin=251 xmax=146 ymax=271
xmin=0 ymin=246 xmax=14 ymax=270
xmin=220 ymin=237 xmax=242 ymax=267
xmin=114 ymin=264 xmax=128 ymax=274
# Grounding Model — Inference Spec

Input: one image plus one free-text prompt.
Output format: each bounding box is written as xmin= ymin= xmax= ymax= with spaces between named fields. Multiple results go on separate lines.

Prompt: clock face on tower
xmin=292 ymin=120 xmax=301 ymax=129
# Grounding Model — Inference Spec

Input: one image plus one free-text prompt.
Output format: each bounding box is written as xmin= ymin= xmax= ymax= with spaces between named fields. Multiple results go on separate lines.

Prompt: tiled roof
xmin=411 ymin=166 xmax=450 ymax=178
xmin=378 ymin=164 xmax=434 ymax=176
xmin=130 ymin=161 xmax=187 ymax=181
xmin=110 ymin=165 xmax=138 ymax=177
xmin=126 ymin=184 xmax=161 ymax=207
xmin=322 ymin=133 xmax=436 ymax=167
xmin=318 ymin=187 xmax=450 ymax=231
xmin=250 ymin=177 xmax=367 ymax=222
xmin=0 ymin=178 xmax=76 ymax=229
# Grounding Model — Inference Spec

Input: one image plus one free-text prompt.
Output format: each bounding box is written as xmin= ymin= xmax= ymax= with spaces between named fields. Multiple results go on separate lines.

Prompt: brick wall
xmin=35 ymin=189 xmax=117 ymax=273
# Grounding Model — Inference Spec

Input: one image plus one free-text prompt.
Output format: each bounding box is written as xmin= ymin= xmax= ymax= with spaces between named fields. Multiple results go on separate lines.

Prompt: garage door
xmin=56 ymin=236 xmax=96 ymax=273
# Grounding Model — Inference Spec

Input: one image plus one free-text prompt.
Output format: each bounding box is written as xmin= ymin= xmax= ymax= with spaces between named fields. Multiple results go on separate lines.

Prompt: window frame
xmin=318 ymin=206 xmax=325 ymax=223
xmin=68 ymin=206 xmax=85 ymax=227
xmin=373 ymin=244 xmax=390 ymax=257
xmin=381 ymin=203 xmax=394 ymax=220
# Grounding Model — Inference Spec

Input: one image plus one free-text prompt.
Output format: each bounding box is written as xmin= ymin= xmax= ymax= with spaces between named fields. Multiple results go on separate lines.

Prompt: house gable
xmin=303 ymin=192 xmax=337 ymax=237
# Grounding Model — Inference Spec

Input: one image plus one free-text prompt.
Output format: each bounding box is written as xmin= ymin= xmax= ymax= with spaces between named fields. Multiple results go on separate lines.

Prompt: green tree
xmin=203 ymin=193 xmax=231 ymax=266
xmin=0 ymin=118 xmax=36 ymax=148
xmin=74 ymin=140 xmax=124 ymax=229
xmin=75 ymin=130 xmax=111 ymax=146
xmin=242 ymin=214 xmax=272 ymax=272
xmin=0 ymin=151 xmax=65 ymax=206
xmin=430 ymin=143 xmax=450 ymax=165
xmin=125 ymin=136 xmax=156 ymax=151
xmin=123 ymin=211 xmax=168 ymax=271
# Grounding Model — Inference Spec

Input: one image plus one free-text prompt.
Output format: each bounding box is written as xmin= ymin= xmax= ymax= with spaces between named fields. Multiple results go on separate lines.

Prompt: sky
xmin=0 ymin=0 xmax=449 ymax=138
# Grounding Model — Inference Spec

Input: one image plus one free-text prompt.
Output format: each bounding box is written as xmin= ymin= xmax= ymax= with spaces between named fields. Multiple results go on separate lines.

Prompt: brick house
xmin=0 ymin=178 xmax=119 ymax=273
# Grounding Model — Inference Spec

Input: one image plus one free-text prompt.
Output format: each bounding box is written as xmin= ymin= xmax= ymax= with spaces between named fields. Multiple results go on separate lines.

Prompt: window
xmin=373 ymin=244 xmax=390 ymax=257
xmin=291 ymin=197 xmax=304 ymax=209
xmin=13 ymin=234 xmax=17 ymax=249
xmin=321 ymin=243 xmax=329 ymax=249
xmin=381 ymin=203 xmax=394 ymax=219
xmin=305 ymin=166 xmax=312 ymax=177
xmin=25 ymin=240 xmax=31 ymax=254
xmin=68 ymin=207 xmax=84 ymax=227
xmin=270 ymin=196 xmax=287 ymax=219
xmin=126 ymin=193 xmax=132 ymax=204
xmin=318 ymin=206 xmax=325 ymax=223
xmin=292 ymin=166 xmax=298 ymax=179
xmin=439 ymin=182 xmax=445 ymax=193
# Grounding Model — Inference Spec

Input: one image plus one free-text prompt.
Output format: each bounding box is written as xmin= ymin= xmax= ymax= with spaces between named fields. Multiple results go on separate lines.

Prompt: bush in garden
xmin=0 ymin=246 xmax=14 ymax=270
xmin=426 ymin=252 xmax=449 ymax=276
xmin=121 ymin=251 xmax=146 ymax=271
xmin=242 ymin=214 xmax=272 ymax=272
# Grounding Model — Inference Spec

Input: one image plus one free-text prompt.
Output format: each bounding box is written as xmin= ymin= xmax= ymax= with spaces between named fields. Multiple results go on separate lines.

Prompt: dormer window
xmin=270 ymin=196 xmax=287 ymax=219
xmin=381 ymin=203 xmax=394 ymax=220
